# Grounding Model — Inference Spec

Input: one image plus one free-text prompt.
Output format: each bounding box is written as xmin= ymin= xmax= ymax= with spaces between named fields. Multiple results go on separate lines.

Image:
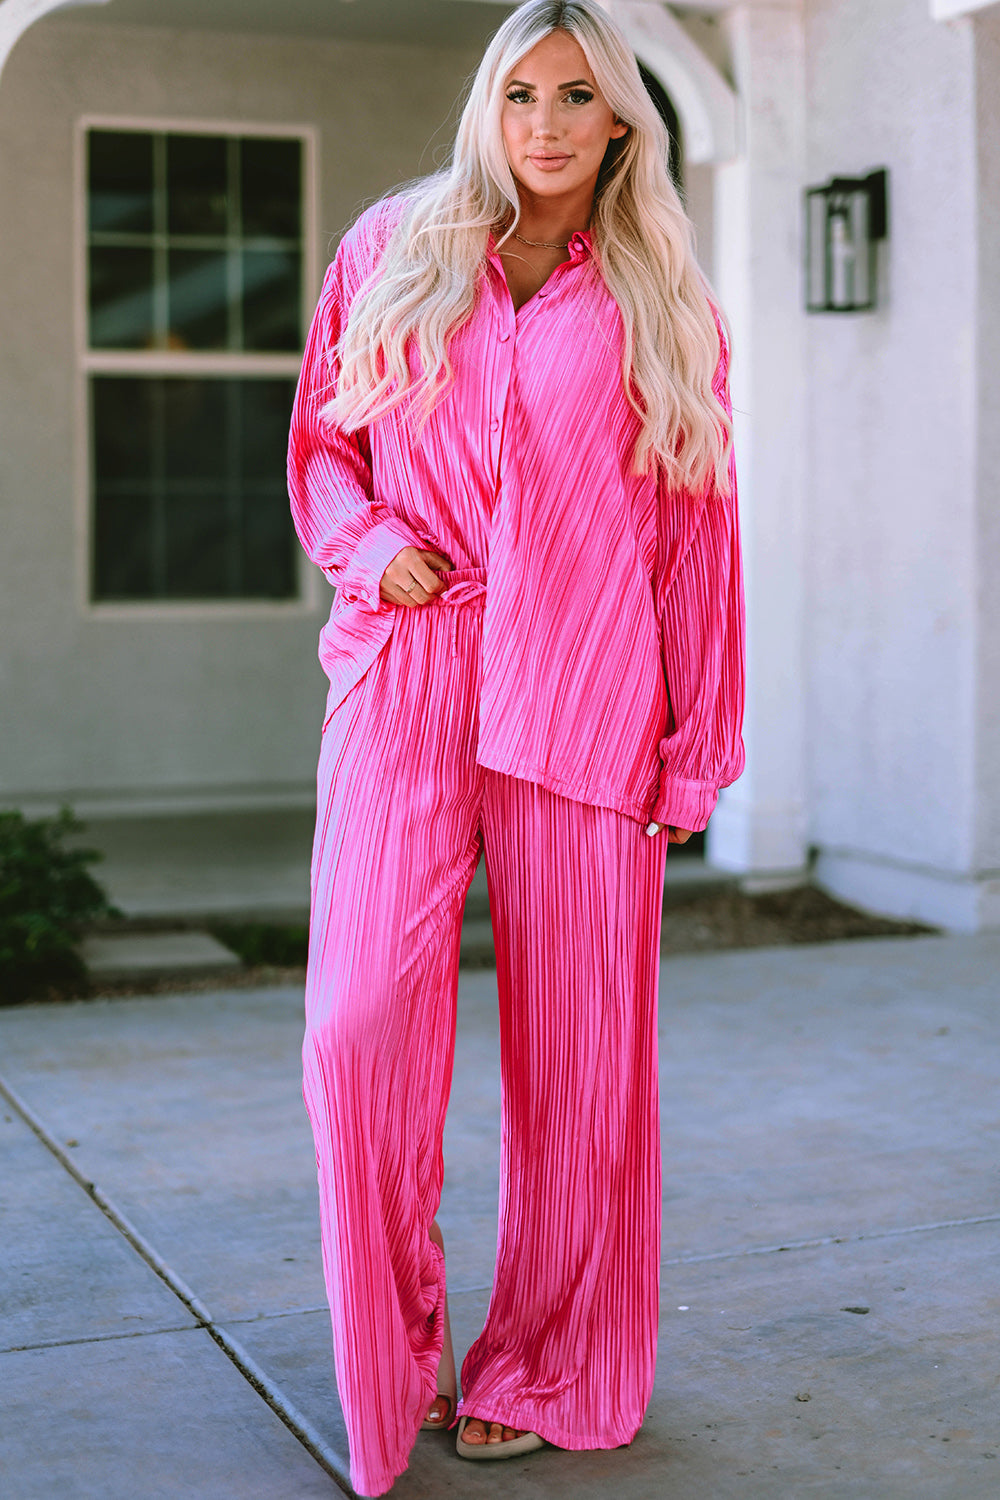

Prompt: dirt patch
xmin=660 ymin=882 xmax=933 ymax=956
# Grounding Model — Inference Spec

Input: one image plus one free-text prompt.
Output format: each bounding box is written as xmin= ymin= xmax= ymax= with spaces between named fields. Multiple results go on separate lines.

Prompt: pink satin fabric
xmin=287 ymin=199 xmax=745 ymax=831
xmin=302 ymin=588 xmax=667 ymax=1496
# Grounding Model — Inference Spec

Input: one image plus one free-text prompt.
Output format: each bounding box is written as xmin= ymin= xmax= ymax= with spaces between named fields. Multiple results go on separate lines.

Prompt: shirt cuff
xmin=650 ymin=771 xmax=720 ymax=833
xmin=336 ymin=516 xmax=427 ymax=611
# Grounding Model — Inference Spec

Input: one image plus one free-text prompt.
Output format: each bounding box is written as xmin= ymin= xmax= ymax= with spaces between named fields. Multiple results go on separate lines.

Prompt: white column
xmin=706 ymin=2 xmax=809 ymax=884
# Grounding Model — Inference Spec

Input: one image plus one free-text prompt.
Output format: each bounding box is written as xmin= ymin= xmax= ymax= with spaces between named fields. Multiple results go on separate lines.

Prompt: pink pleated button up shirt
xmin=288 ymin=201 xmax=745 ymax=831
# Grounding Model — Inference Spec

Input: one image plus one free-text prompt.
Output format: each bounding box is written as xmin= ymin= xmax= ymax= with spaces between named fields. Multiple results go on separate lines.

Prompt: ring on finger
xmin=403 ymin=579 xmax=418 ymax=594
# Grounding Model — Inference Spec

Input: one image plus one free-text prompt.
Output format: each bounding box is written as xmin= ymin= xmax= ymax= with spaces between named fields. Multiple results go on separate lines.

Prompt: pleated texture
xmin=460 ymin=769 xmax=666 ymax=1448
xmin=287 ymin=198 xmax=745 ymax=832
xmin=302 ymin=590 xmax=667 ymax=1496
xmin=302 ymin=589 xmax=485 ymax=1497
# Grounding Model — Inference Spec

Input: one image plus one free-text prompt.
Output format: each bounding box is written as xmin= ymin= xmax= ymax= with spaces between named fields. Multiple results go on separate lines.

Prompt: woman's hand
xmin=645 ymin=823 xmax=696 ymax=843
xmin=379 ymin=547 xmax=454 ymax=607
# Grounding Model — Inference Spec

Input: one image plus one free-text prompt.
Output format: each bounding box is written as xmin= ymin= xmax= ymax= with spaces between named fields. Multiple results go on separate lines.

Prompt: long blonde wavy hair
xmin=325 ymin=0 xmax=732 ymax=494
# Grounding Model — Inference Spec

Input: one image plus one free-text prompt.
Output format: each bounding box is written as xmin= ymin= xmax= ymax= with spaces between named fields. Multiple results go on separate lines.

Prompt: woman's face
xmin=500 ymin=30 xmax=627 ymax=206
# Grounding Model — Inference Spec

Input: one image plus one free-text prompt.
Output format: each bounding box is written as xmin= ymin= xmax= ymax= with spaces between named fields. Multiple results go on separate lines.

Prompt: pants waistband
xmin=434 ymin=566 xmax=488 ymax=606
xmin=431 ymin=567 xmax=487 ymax=657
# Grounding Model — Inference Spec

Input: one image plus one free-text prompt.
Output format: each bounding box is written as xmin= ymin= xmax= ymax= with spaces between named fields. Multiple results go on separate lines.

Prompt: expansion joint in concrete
xmin=662 ymin=1211 xmax=1000 ymax=1269
xmin=0 ymin=1070 xmax=354 ymax=1498
xmin=5 ymin=1323 xmax=199 ymax=1355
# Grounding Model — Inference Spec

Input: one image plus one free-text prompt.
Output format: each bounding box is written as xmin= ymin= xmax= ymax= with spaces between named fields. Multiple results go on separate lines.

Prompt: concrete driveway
xmin=1 ymin=932 xmax=998 ymax=1498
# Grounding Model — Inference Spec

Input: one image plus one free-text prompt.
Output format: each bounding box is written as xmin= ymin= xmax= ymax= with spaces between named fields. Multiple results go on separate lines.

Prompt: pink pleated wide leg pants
xmin=302 ymin=571 xmax=668 ymax=1497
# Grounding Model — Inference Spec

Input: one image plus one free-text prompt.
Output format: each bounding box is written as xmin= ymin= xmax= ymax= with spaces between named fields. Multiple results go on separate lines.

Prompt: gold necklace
xmin=513 ymin=231 xmax=571 ymax=249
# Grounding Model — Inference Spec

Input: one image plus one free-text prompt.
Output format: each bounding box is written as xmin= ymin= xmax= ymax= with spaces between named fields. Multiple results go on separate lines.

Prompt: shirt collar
xmin=567 ymin=228 xmax=593 ymax=261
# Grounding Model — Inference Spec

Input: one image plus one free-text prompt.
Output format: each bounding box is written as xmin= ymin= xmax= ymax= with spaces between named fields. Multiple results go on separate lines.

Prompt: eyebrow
xmin=505 ymin=78 xmax=595 ymax=89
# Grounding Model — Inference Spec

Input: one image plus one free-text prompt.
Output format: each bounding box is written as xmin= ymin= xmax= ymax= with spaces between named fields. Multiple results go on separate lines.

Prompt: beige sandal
xmin=456 ymin=1416 xmax=545 ymax=1460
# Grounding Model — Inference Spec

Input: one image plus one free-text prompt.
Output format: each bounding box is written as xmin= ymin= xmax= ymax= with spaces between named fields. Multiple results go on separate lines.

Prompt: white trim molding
xmin=0 ymin=0 xmax=110 ymax=82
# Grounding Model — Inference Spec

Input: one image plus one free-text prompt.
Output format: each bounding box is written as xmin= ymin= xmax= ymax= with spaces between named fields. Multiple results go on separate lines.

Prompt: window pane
xmin=241 ymin=137 xmax=301 ymax=238
xmin=87 ymin=128 xmax=303 ymax=357
xmin=163 ymin=380 xmax=228 ymax=480
xmin=242 ymin=492 xmax=297 ymax=597
xmin=93 ymin=377 xmax=156 ymax=598
xmin=240 ymin=379 xmax=294 ymax=479
xmin=163 ymin=490 xmax=231 ymax=597
xmin=168 ymin=248 xmax=229 ymax=349
xmin=241 ymin=248 xmax=300 ymax=350
xmin=89 ymin=131 xmax=154 ymax=233
xmin=93 ymin=490 xmax=156 ymax=598
xmin=167 ymin=134 xmax=228 ymax=236
xmin=239 ymin=380 xmax=298 ymax=595
xmin=89 ymin=246 xmax=154 ymax=348
xmin=93 ymin=378 xmax=153 ymax=480
xmin=91 ymin=376 xmax=299 ymax=601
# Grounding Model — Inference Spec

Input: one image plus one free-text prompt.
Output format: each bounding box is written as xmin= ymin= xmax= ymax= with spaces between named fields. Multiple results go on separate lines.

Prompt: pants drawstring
xmin=433 ymin=575 xmax=488 ymax=659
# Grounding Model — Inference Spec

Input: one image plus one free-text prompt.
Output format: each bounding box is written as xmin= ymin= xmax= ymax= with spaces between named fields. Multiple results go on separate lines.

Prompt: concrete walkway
xmin=1 ymin=932 xmax=998 ymax=1499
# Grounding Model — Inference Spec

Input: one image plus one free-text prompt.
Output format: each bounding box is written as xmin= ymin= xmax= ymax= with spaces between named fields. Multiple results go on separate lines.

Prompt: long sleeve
xmin=287 ymin=218 xmax=424 ymax=612
xmin=649 ymin=339 xmax=746 ymax=832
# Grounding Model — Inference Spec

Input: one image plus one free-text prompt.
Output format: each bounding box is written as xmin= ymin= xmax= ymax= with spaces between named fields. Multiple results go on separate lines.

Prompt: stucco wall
xmin=0 ymin=18 xmax=489 ymax=815
xmin=804 ymin=0 xmax=985 ymax=919
xmin=973 ymin=6 xmax=1000 ymax=880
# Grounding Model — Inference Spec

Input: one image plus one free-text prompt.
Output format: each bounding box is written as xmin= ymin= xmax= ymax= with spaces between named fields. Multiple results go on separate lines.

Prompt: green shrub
xmin=209 ymin=921 xmax=309 ymax=968
xmin=0 ymin=808 xmax=117 ymax=1002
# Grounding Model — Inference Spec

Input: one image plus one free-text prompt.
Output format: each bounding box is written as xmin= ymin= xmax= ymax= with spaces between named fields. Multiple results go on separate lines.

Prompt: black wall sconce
xmin=805 ymin=168 xmax=888 ymax=312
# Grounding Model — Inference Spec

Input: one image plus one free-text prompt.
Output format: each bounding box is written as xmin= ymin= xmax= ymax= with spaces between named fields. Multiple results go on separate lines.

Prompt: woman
xmin=287 ymin=2 xmax=744 ymax=1494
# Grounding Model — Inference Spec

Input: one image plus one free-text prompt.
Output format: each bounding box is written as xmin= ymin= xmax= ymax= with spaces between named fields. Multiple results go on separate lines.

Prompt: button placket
xmin=488 ymin=312 xmax=513 ymax=474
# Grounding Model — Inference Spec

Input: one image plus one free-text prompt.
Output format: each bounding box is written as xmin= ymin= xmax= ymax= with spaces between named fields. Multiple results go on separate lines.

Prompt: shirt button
xmin=499 ymin=330 xmax=511 ymax=342
xmin=490 ymin=418 xmax=500 ymax=432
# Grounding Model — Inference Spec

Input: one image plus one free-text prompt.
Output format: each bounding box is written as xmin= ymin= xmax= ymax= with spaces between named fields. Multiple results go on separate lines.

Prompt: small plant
xmin=0 ymin=807 xmax=118 ymax=1003
xmin=209 ymin=921 xmax=309 ymax=969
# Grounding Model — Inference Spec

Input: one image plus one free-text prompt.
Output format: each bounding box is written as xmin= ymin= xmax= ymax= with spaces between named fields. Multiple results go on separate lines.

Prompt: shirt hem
xmin=474 ymin=748 xmax=651 ymax=824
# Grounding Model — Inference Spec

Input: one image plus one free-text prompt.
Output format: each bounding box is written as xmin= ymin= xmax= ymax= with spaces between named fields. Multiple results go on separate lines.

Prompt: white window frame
xmin=74 ymin=113 xmax=321 ymax=619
